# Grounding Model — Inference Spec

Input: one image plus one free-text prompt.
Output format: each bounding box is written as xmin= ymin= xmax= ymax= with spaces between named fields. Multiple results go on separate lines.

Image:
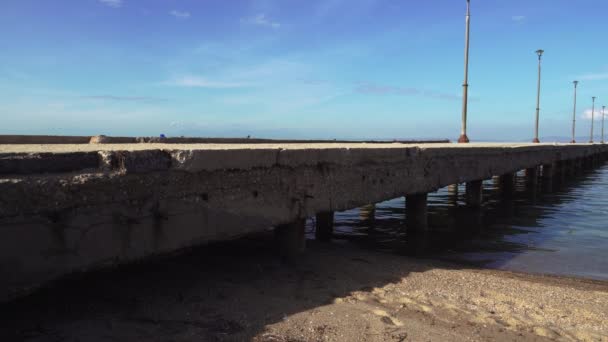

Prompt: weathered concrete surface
xmin=1 ymin=142 xmax=608 ymax=302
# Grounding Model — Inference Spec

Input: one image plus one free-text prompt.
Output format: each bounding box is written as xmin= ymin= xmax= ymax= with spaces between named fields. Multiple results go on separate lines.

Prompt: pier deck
xmin=1 ymin=142 xmax=607 ymax=301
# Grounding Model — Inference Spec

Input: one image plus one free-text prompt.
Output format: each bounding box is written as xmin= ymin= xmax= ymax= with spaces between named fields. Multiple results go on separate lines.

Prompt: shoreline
xmin=2 ymin=235 xmax=607 ymax=341
xmin=428 ymin=256 xmax=608 ymax=287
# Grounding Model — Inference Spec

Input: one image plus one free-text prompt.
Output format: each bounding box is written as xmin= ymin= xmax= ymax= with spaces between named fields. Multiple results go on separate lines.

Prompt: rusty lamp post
xmin=458 ymin=0 xmax=471 ymax=143
xmin=590 ymin=96 xmax=596 ymax=143
xmin=571 ymin=81 xmax=578 ymax=143
xmin=533 ymin=49 xmax=544 ymax=143
xmin=602 ymin=105 xmax=606 ymax=144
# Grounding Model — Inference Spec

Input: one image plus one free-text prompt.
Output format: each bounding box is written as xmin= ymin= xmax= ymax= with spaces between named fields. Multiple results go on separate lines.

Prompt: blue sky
xmin=1 ymin=0 xmax=608 ymax=141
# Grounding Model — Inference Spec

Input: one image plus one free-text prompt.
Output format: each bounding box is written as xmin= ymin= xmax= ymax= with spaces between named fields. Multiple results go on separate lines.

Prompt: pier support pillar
xmin=500 ymin=173 xmax=515 ymax=197
xmin=584 ymin=156 xmax=593 ymax=169
xmin=525 ymin=167 xmax=539 ymax=186
xmin=275 ymin=218 xmax=306 ymax=258
xmin=447 ymin=184 xmax=459 ymax=206
xmin=576 ymin=158 xmax=585 ymax=173
xmin=555 ymin=161 xmax=567 ymax=183
xmin=542 ymin=163 xmax=555 ymax=180
xmin=542 ymin=163 xmax=555 ymax=192
xmin=360 ymin=204 xmax=376 ymax=223
xmin=406 ymin=193 xmax=428 ymax=230
xmin=564 ymin=159 xmax=576 ymax=177
xmin=315 ymin=211 xmax=334 ymax=241
xmin=465 ymin=180 xmax=483 ymax=208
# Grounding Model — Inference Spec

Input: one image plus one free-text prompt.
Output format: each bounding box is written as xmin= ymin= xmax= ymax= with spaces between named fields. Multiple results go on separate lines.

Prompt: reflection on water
xmin=307 ymin=162 xmax=608 ymax=280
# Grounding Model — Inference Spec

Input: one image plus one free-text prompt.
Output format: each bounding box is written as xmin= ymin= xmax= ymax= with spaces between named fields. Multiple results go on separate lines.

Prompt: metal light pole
xmin=602 ymin=105 xmax=606 ymax=143
xmin=533 ymin=49 xmax=544 ymax=143
xmin=571 ymin=81 xmax=578 ymax=143
xmin=590 ymin=96 xmax=596 ymax=143
xmin=458 ymin=0 xmax=471 ymax=143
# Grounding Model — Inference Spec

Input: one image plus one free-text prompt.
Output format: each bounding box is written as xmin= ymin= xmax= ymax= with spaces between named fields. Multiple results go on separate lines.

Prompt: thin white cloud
xmin=242 ymin=14 xmax=280 ymax=29
xmin=163 ymin=75 xmax=250 ymax=89
xmin=170 ymin=10 xmax=191 ymax=19
xmin=579 ymin=73 xmax=608 ymax=81
xmin=512 ymin=15 xmax=525 ymax=22
xmin=582 ymin=108 xmax=607 ymax=120
xmin=99 ymin=0 xmax=122 ymax=8
xmin=81 ymin=95 xmax=168 ymax=103
xmin=355 ymin=83 xmax=474 ymax=102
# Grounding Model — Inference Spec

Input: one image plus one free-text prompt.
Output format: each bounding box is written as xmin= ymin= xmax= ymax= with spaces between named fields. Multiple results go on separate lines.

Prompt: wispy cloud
xmin=582 ymin=108 xmax=607 ymax=120
xmin=170 ymin=10 xmax=191 ymax=19
xmin=355 ymin=83 xmax=468 ymax=101
xmin=80 ymin=95 xmax=169 ymax=103
xmin=579 ymin=73 xmax=608 ymax=81
xmin=511 ymin=15 xmax=525 ymax=22
xmin=300 ymin=78 xmax=331 ymax=85
xmin=356 ymin=84 xmax=421 ymax=96
xmin=241 ymin=14 xmax=280 ymax=29
xmin=162 ymin=75 xmax=250 ymax=89
xmin=99 ymin=0 xmax=122 ymax=8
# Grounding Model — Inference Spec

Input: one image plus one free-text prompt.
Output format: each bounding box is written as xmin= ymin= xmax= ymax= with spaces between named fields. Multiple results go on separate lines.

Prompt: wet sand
xmin=1 ymin=235 xmax=607 ymax=342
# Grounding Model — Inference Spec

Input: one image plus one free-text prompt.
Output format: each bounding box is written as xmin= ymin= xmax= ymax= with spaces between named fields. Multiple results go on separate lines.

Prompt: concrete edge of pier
xmin=1 ymin=142 xmax=604 ymax=175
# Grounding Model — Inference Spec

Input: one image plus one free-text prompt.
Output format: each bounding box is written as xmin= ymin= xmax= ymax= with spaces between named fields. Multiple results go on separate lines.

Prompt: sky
xmin=1 ymin=0 xmax=608 ymax=141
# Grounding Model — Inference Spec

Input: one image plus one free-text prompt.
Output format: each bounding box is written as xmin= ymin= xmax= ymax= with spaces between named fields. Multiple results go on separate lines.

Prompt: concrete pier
xmin=584 ymin=156 xmax=594 ymax=169
xmin=542 ymin=163 xmax=556 ymax=192
xmin=315 ymin=212 xmax=335 ymax=241
xmin=360 ymin=204 xmax=376 ymax=227
xmin=563 ymin=160 xmax=574 ymax=176
xmin=542 ymin=163 xmax=555 ymax=180
xmin=465 ymin=180 xmax=483 ymax=208
xmin=572 ymin=158 xmax=581 ymax=174
xmin=525 ymin=167 xmax=539 ymax=185
xmin=1 ymin=142 xmax=608 ymax=301
xmin=406 ymin=193 xmax=428 ymax=230
xmin=500 ymin=173 xmax=516 ymax=197
xmin=555 ymin=160 xmax=568 ymax=183
xmin=275 ymin=219 xmax=306 ymax=258
xmin=447 ymin=184 xmax=459 ymax=206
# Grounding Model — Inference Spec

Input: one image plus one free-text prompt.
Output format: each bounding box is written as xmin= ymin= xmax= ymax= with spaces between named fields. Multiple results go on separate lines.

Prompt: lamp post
xmin=602 ymin=105 xmax=606 ymax=143
xmin=571 ymin=81 xmax=578 ymax=143
xmin=590 ymin=96 xmax=596 ymax=143
xmin=533 ymin=49 xmax=544 ymax=143
xmin=458 ymin=0 xmax=471 ymax=143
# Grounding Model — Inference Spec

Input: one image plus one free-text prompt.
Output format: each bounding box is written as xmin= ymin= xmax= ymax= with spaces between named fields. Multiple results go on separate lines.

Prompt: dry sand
xmin=1 ymin=235 xmax=607 ymax=342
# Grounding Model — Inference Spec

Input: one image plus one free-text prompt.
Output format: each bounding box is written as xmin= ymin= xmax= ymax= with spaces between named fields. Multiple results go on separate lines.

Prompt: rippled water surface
xmin=307 ymin=162 xmax=608 ymax=280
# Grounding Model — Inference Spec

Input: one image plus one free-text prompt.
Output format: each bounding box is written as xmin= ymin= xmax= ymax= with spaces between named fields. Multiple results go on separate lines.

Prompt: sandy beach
xmin=1 ymin=234 xmax=607 ymax=341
